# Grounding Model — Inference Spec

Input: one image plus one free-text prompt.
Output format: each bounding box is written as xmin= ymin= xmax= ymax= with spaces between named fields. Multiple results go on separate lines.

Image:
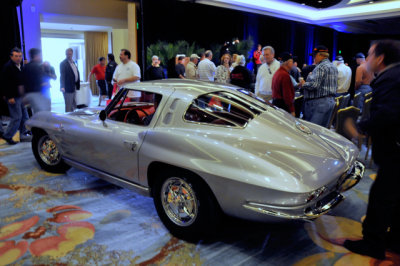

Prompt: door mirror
xmin=99 ymin=110 xmax=107 ymax=121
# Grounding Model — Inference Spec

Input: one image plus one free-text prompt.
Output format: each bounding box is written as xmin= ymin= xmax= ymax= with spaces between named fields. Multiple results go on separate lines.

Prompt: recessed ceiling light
xmin=318 ymin=0 xmax=322 ymax=3
xmin=301 ymin=3 xmax=306 ymax=5
xmin=369 ymin=1 xmax=374 ymax=3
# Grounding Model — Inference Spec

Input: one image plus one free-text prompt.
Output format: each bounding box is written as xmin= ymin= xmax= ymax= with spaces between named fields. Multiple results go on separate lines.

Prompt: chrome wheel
xmin=37 ymin=135 xmax=61 ymax=166
xmin=161 ymin=177 xmax=198 ymax=226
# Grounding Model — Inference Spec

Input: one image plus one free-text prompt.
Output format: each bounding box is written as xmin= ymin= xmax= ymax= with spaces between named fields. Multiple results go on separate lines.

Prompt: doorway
xmin=41 ymin=37 xmax=85 ymax=103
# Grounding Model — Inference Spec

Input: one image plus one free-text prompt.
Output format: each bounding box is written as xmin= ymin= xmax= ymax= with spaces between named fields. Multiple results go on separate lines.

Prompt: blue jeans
xmin=3 ymin=97 xmax=29 ymax=139
xmin=304 ymin=97 xmax=335 ymax=128
xmin=355 ymin=85 xmax=372 ymax=110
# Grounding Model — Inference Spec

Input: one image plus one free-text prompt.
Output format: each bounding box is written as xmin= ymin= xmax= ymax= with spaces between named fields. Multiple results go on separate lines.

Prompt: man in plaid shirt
xmin=300 ymin=45 xmax=338 ymax=127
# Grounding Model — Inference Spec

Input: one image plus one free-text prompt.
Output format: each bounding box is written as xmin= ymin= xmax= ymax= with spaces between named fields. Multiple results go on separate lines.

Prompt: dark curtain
xmin=1 ymin=0 xmax=21 ymax=116
xmin=1 ymin=0 xmax=21 ymax=68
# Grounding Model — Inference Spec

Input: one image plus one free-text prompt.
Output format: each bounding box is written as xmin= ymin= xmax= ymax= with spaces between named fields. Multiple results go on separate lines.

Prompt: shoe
xmin=20 ymin=133 xmax=32 ymax=142
xmin=3 ymin=138 xmax=17 ymax=145
xmin=344 ymin=239 xmax=386 ymax=260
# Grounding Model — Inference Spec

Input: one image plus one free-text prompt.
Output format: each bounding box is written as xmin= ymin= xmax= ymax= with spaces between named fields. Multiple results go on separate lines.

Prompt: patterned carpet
xmin=0 ymin=139 xmax=399 ymax=265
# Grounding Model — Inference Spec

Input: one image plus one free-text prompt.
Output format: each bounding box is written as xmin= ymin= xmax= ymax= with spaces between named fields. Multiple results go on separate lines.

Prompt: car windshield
xmin=184 ymin=91 xmax=267 ymax=127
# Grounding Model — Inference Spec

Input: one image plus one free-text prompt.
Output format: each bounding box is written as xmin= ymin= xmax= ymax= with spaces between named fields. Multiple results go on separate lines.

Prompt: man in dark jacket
xmin=344 ymin=39 xmax=400 ymax=260
xmin=23 ymin=48 xmax=51 ymax=114
xmin=60 ymin=48 xmax=80 ymax=112
xmin=105 ymin=53 xmax=117 ymax=99
xmin=1 ymin=47 xmax=28 ymax=145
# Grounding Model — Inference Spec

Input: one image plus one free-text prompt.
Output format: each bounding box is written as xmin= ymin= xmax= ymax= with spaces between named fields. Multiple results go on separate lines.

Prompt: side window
xmin=184 ymin=92 xmax=260 ymax=127
xmin=107 ymin=89 xmax=162 ymax=126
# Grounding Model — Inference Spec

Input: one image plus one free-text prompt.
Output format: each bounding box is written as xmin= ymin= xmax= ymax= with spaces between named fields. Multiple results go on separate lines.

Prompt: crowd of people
xmin=0 ymin=47 xmax=139 ymax=145
xmin=143 ymin=43 xmax=376 ymax=129
xmin=0 ymin=41 xmax=382 ymax=146
xmin=0 ymin=36 xmax=399 ymax=261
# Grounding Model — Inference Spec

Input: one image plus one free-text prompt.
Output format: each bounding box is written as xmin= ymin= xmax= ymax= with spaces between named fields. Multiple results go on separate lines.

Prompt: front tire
xmin=32 ymin=131 xmax=70 ymax=173
xmin=153 ymin=169 xmax=221 ymax=241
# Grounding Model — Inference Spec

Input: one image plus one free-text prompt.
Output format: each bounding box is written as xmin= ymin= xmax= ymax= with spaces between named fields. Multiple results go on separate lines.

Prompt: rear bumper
xmin=242 ymin=161 xmax=365 ymax=220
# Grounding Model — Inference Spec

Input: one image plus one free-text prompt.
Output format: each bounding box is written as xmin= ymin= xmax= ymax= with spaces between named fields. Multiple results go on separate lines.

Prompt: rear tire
xmin=152 ymin=169 xmax=221 ymax=241
xmin=32 ymin=131 xmax=70 ymax=173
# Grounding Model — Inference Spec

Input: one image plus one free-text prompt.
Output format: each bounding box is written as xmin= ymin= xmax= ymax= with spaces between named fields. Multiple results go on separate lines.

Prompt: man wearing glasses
xmin=255 ymin=46 xmax=280 ymax=102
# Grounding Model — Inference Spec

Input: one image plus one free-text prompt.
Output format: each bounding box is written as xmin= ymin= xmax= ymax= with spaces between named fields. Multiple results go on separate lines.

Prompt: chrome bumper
xmin=243 ymin=161 xmax=365 ymax=220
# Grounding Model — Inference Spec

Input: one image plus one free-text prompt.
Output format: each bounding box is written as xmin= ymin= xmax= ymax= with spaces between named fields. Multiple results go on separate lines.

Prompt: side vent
xmin=163 ymin=113 xmax=173 ymax=124
xmin=163 ymin=98 xmax=180 ymax=125
xmin=170 ymin=98 xmax=179 ymax=110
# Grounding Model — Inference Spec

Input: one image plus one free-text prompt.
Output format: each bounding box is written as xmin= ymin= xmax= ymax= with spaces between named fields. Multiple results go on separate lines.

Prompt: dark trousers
xmin=97 ymin=80 xmax=107 ymax=96
xmin=272 ymin=98 xmax=290 ymax=113
xmin=106 ymin=81 xmax=113 ymax=99
xmin=362 ymin=159 xmax=400 ymax=247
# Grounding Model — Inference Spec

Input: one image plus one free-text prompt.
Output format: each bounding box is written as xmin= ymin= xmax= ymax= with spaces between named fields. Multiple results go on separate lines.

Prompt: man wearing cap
xmin=334 ymin=55 xmax=352 ymax=96
xmin=186 ymin=54 xmax=200 ymax=80
xmin=175 ymin=56 xmax=186 ymax=79
xmin=271 ymin=52 xmax=295 ymax=116
xmin=300 ymin=45 xmax=338 ymax=127
xmin=355 ymin=53 xmax=374 ymax=109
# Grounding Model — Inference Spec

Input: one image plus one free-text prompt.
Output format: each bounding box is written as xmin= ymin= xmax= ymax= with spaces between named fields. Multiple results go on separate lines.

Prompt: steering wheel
xmin=125 ymin=110 xmax=141 ymax=124
xmin=125 ymin=109 xmax=149 ymax=125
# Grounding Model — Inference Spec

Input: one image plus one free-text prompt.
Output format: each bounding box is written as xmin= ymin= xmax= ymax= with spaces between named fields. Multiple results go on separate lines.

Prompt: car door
xmin=84 ymin=118 xmax=146 ymax=181
xmin=57 ymin=113 xmax=144 ymax=181
xmin=61 ymin=87 xmax=172 ymax=182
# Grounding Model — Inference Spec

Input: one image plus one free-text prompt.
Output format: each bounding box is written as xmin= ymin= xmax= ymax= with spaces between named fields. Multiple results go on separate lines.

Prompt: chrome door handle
xmin=56 ymin=124 xmax=65 ymax=132
xmin=123 ymin=140 xmax=138 ymax=151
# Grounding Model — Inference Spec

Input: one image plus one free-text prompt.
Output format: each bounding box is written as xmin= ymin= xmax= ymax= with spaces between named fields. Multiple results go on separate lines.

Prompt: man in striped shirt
xmin=300 ymin=45 xmax=338 ymax=127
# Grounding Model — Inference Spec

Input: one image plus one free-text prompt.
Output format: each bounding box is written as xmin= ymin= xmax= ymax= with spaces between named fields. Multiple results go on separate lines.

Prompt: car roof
xmin=125 ymin=79 xmax=240 ymax=98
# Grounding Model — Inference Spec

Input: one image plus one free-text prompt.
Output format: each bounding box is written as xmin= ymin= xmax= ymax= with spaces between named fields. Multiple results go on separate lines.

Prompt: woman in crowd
xmin=215 ymin=53 xmax=232 ymax=83
xmin=230 ymin=55 xmax=253 ymax=91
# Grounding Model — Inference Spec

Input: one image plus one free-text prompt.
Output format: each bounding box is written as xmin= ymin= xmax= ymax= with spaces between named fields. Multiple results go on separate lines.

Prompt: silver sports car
xmin=26 ymin=80 xmax=364 ymax=240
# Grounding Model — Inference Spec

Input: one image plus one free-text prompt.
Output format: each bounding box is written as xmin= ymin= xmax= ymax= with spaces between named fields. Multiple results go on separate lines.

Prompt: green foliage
xmin=146 ymin=40 xmax=204 ymax=65
xmin=229 ymin=36 xmax=254 ymax=59
xmin=146 ymin=37 xmax=255 ymax=66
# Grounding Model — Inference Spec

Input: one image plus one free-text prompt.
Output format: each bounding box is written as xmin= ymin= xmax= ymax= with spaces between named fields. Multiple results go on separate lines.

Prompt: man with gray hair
xmin=255 ymin=46 xmax=280 ymax=102
xmin=145 ymin=55 xmax=164 ymax=81
xmin=197 ymin=50 xmax=216 ymax=81
xmin=186 ymin=54 xmax=200 ymax=79
xmin=60 ymin=48 xmax=80 ymax=112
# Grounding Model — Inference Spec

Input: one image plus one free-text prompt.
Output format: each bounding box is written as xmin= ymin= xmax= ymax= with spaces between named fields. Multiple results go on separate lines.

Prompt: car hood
xmin=68 ymin=107 xmax=103 ymax=116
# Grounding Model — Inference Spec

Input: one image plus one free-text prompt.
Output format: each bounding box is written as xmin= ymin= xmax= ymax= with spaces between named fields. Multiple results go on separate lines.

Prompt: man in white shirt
xmin=333 ymin=55 xmax=352 ymax=96
xmin=197 ymin=50 xmax=216 ymax=81
xmin=255 ymin=46 xmax=280 ymax=102
xmin=112 ymin=49 xmax=141 ymax=98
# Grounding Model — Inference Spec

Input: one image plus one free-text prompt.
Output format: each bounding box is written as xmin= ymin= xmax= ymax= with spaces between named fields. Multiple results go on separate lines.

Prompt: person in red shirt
xmin=88 ymin=57 xmax=107 ymax=106
xmin=253 ymin=44 xmax=262 ymax=75
xmin=271 ymin=52 xmax=296 ymax=116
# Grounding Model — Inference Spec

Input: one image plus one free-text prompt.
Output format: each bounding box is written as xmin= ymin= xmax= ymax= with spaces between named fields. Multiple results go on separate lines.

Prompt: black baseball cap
xmin=280 ymin=52 xmax=293 ymax=62
xmin=310 ymin=45 xmax=329 ymax=56
xmin=355 ymin=52 xmax=365 ymax=59
xmin=335 ymin=55 xmax=344 ymax=61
